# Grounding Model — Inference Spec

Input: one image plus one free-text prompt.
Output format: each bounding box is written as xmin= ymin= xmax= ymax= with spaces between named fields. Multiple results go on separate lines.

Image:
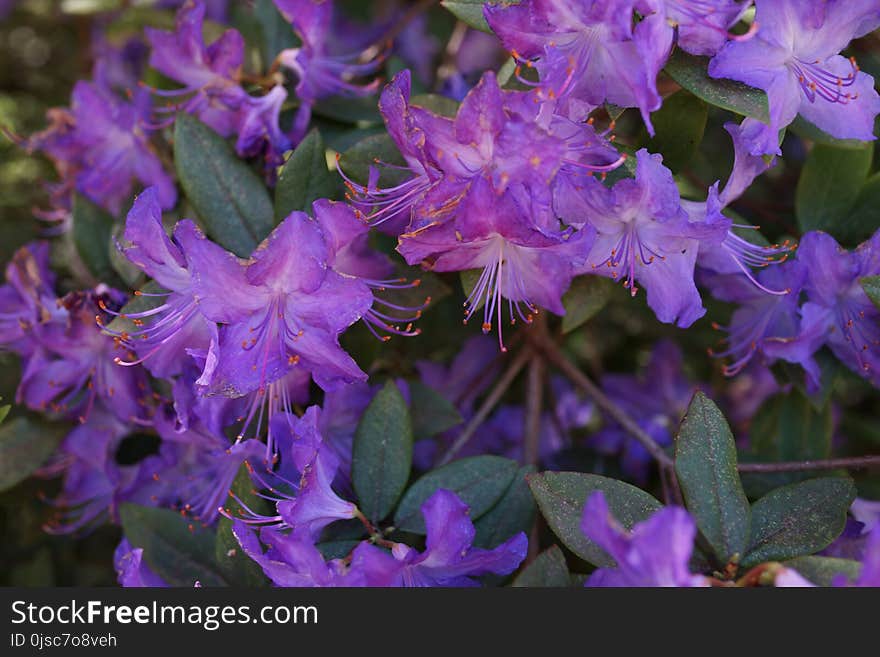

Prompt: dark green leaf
xmin=795 ymin=142 xmax=874 ymax=234
xmin=674 ymin=392 xmax=750 ymax=564
xmin=316 ymin=540 xmax=361 ymax=560
xmin=72 ymin=194 xmax=117 ymax=283
xmin=352 ymin=381 xmax=413 ymax=522
xmin=750 ymin=391 xmax=832 ymax=462
xmin=862 ymin=275 xmax=880 ymax=310
xmin=215 ymin=465 xmax=270 ymax=587
xmin=785 ymin=555 xmax=861 ymax=587
xmin=528 ymin=471 xmax=662 ymax=567
xmin=441 ymin=0 xmax=492 ymax=33
xmin=312 ymin=96 xmax=382 ymax=124
xmin=664 ymin=50 xmax=769 ymax=122
xmin=275 ymin=129 xmax=337 ymax=221
xmin=394 ymin=455 xmax=518 ymax=533
xmin=789 ymin=116 xmax=871 ymax=150
xmin=0 ymin=403 xmax=9 ymax=425
xmin=408 ymin=381 xmax=463 ymax=440
xmin=742 ymin=477 xmax=856 ymax=568
xmin=511 ymin=545 xmax=570 ymax=588
xmin=174 ymin=114 xmax=274 ymax=257
xmin=561 ymin=275 xmax=615 ymax=334
xmin=119 ymin=504 xmax=227 ymax=587
xmin=338 ymin=133 xmax=408 ymax=188
xmin=838 ymin=174 xmax=880 ymax=247
xmin=0 ymin=417 xmax=67 ymax=492
xmin=644 ymin=90 xmax=708 ymax=173
xmin=254 ymin=0 xmax=298 ymax=67
xmin=411 ymin=93 xmax=459 ymax=118
xmin=474 ymin=465 xmax=536 ymax=549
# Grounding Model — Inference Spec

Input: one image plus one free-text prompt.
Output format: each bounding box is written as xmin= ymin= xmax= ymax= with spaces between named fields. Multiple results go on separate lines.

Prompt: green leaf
xmin=119 ymin=504 xmax=227 ymax=587
xmin=352 ymin=381 xmax=413 ymax=522
xmin=316 ymin=540 xmax=361 ymax=560
xmin=751 ymin=391 xmax=833 ymax=462
xmin=312 ymin=96 xmax=382 ymax=124
xmin=215 ymin=465 xmax=270 ymax=587
xmin=394 ymin=455 xmax=518 ymax=533
xmin=742 ymin=477 xmax=856 ymax=568
xmin=644 ymin=90 xmax=708 ymax=173
xmin=275 ymin=129 xmax=337 ymax=221
xmin=862 ymin=275 xmax=880 ymax=310
xmin=0 ymin=417 xmax=67 ymax=492
xmin=842 ymin=175 xmax=880 ymax=247
xmin=561 ymin=275 xmax=615 ymax=334
xmin=795 ymin=142 xmax=874 ymax=234
xmin=789 ymin=116 xmax=871 ymax=150
xmin=674 ymin=392 xmax=750 ymax=564
xmin=411 ymin=94 xmax=460 ymax=118
xmin=0 ymin=403 xmax=9 ymax=425
xmin=72 ymin=194 xmax=117 ymax=283
xmin=174 ymin=114 xmax=274 ymax=257
xmin=511 ymin=545 xmax=570 ymax=588
xmin=253 ymin=0 xmax=298 ymax=67
xmin=784 ymin=556 xmax=861 ymax=587
xmin=441 ymin=0 xmax=492 ymax=33
xmin=408 ymin=381 xmax=463 ymax=440
xmin=528 ymin=471 xmax=662 ymax=567
xmin=338 ymin=133 xmax=408 ymax=188
xmin=663 ymin=50 xmax=769 ymax=122
xmin=474 ymin=465 xmax=536 ymax=549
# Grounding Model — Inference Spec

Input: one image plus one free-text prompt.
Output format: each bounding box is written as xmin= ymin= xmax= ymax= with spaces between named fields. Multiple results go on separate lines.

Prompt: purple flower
xmin=688 ymin=119 xmax=794 ymax=290
xmin=353 ymin=489 xmax=527 ymax=587
xmin=0 ymin=242 xmax=63 ymax=358
xmin=275 ymin=0 xmax=384 ymax=143
xmin=560 ymin=149 xmax=714 ymax=328
xmin=398 ymin=176 xmax=590 ymax=351
xmin=784 ymin=230 xmax=880 ymax=387
xmin=484 ymin=0 xmax=672 ymax=133
xmin=194 ymin=210 xmax=372 ymax=397
xmin=227 ymin=407 xmax=357 ymax=539
xmin=16 ymin=288 xmax=151 ymax=425
xmin=26 ymin=81 xmax=176 ymax=217
xmin=703 ymin=261 xmax=809 ymax=377
xmin=42 ymin=410 xmax=152 ymax=534
xmin=709 ymin=0 xmax=880 ymax=155
xmin=114 ymin=539 xmax=168 ymax=587
xmin=592 ymin=340 xmax=701 ymax=481
xmin=663 ymin=0 xmax=754 ymax=56
xmin=146 ymin=0 xmax=246 ymax=137
xmin=344 ymin=70 xmax=622 ymax=235
xmin=233 ymin=523 xmax=360 ymax=586
xmin=103 ymin=188 xmax=227 ymax=379
xmin=581 ymin=491 xmax=707 ymax=587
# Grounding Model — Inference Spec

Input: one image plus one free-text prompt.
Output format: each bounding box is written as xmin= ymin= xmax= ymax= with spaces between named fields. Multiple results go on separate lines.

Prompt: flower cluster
xmin=1 ymin=0 xmax=879 ymax=590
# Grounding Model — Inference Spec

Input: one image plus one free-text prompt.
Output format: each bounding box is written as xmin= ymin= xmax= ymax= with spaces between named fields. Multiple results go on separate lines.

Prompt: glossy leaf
xmin=352 ymin=381 xmax=414 ymax=522
xmin=511 ymin=545 xmax=570 ymax=588
xmin=528 ymin=471 xmax=662 ymax=568
xmin=441 ymin=0 xmax=492 ymax=34
xmin=561 ymin=275 xmax=615 ymax=334
xmin=119 ymin=503 xmax=227 ymax=587
xmin=742 ymin=477 xmax=856 ymax=568
xmin=645 ymin=90 xmax=708 ymax=173
xmin=394 ymin=455 xmax=518 ymax=534
xmin=474 ymin=465 xmax=536 ymax=549
xmin=215 ymin=465 xmax=270 ymax=587
xmin=674 ymin=392 xmax=750 ymax=564
xmin=0 ymin=417 xmax=67 ymax=492
xmin=664 ymin=50 xmax=769 ymax=122
xmin=275 ymin=129 xmax=338 ymax=221
xmin=174 ymin=114 xmax=274 ymax=257
xmin=72 ymin=194 xmax=117 ymax=283
xmin=795 ymin=142 xmax=874 ymax=234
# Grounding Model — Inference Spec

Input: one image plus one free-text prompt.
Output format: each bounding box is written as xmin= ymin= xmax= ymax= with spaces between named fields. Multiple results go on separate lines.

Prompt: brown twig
xmin=531 ymin=331 xmax=674 ymax=469
xmin=737 ymin=455 xmax=880 ymax=473
xmin=436 ymin=346 xmax=532 ymax=466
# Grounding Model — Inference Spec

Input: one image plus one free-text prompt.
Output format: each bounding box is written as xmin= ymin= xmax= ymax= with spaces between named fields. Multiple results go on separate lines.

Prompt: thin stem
xmin=437 ymin=346 xmax=532 ymax=466
xmin=523 ymin=319 xmax=547 ymax=467
xmin=737 ymin=455 xmax=880 ymax=473
xmin=531 ymin=331 xmax=674 ymax=469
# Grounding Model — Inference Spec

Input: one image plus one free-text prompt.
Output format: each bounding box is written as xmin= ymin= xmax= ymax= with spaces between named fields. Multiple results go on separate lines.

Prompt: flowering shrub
xmin=1 ymin=0 xmax=880 ymax=588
